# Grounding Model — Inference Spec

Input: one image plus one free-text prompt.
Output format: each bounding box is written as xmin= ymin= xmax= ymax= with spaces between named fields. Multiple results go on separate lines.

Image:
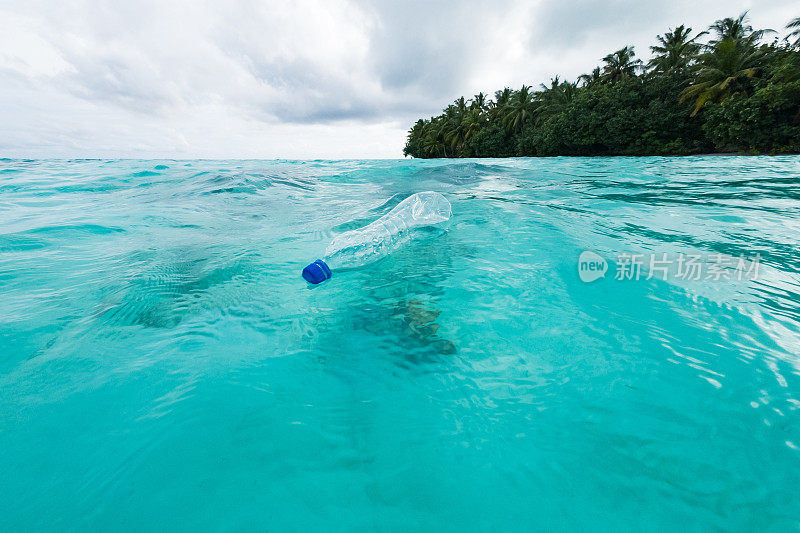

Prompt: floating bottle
xmin=302 ymin=191 xmax=452 ymax=284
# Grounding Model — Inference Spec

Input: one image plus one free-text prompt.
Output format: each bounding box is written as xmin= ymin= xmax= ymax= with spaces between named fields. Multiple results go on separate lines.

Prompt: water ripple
xmin=1 ymin=157 xmax=800 ymax=530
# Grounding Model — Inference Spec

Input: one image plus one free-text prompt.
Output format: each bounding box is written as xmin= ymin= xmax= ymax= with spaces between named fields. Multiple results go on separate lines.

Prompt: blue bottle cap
xmin=302 ymin=259 xmax=332 ymax=284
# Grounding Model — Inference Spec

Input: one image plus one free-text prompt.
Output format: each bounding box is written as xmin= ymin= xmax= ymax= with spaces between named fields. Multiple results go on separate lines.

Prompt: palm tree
xmin=494 ymin=87 xmax=512 ymax=106
xmin=462 ymin=109 xmax=486 ymax=142
xmin=422 ymin=135 xmax=445 ymax=158
xmin=443 ymin=99 xmax=469 ymax=152
xmin=404 ymin=119 xmax=427 ymax=157
xmin=788 ymin=16 xmax=800 ymax=47
xmin=648 ymin=25 xmax=705 ymax=75
xmin=680 ymin=12 xmax=774 ymax=116
xmin=490 ymin=87 xmax=513 ymax=120
xmin=502 ymin=85 xmax=536 ymax=132
xmin=680 ymin=37 xmax=763 ymax=115
xmin=534 ymin=77 xmax=578 ymax=124
xmin=708 ymin=12 xmax=773 ymax=47
xmin=453 ymin=96 xmax=467 ymax=114
xmin=601 ymin=46 xmax=642 ymax=83
xmin=444 ymin=125 xmax=464 ymax=153
xmin=578 ymin=67 xmax=602 ymax=87
xmin=470 ymin=92 xmax=488 ymax=112
xmin=415 ymin=117 xmax=448 ymax=158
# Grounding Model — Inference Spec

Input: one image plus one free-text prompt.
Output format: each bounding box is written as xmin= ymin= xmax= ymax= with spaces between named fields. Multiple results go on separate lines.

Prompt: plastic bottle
xmin=302 ymin=191 xmax=452 ymax=284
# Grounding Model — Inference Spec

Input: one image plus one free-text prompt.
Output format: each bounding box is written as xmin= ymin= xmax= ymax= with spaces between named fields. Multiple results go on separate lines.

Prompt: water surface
xmin=1 ymin=157 xmax=799 ymax=530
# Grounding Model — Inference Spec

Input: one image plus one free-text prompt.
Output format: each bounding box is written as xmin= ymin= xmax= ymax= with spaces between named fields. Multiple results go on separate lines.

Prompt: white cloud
xmin=0 ymin=0 xmax=797 ymax=158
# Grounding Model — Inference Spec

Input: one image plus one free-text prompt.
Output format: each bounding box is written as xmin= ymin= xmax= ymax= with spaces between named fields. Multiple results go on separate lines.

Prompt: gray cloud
xmin=529 ymin=0 xmax=675 ymax=50
xmin=62 ymin=54 xmax=176 ymax=113
xmin=357 ymin=0 xmax=519 ymax=115
xmin=0 ymin=0 xmax=796 ymax=157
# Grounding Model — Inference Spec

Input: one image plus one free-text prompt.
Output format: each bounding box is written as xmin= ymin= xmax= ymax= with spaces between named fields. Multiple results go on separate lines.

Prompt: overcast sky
xmin=0 ymin=0 xmax=796 ymax=159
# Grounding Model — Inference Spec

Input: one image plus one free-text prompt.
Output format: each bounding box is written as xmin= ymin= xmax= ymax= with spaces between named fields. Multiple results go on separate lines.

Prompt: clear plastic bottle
xmin=302 ymin=191 xmax=452 ymax=284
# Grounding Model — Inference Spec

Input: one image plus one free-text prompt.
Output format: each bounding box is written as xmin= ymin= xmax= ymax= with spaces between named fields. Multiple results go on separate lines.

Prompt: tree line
xmin=403 ymin=13 xmax=800 ymax=157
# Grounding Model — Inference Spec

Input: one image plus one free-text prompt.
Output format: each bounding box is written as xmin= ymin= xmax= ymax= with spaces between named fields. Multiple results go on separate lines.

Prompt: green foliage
xmin=517 ymin=75 xmax=709 ymax=156
xmin=703 ymin=81 xmax=800 ymax=153
xmin=404 ymin=11 xmax=800 ymax=158
xmin=468 ymin=122 xmax=515 ymax=158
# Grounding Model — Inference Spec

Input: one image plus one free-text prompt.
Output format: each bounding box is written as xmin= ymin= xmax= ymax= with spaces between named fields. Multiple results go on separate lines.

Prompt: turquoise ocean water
xmin=1 ymin=157 xmax=799 ymax=530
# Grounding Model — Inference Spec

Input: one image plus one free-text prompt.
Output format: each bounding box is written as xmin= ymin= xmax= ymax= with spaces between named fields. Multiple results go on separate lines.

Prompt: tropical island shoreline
xmin=404 ymin=12 xmax=800 ymax=159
